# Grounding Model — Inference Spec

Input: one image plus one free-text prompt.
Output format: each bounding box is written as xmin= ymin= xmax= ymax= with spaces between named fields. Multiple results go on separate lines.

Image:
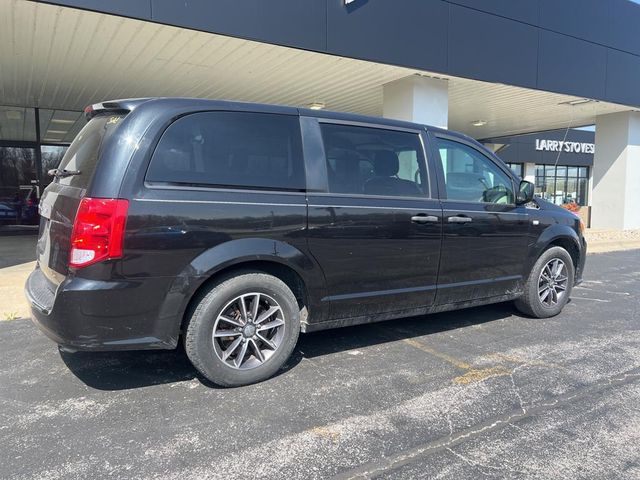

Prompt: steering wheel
xmin=483 ymin=185 xmax=509 ymax=204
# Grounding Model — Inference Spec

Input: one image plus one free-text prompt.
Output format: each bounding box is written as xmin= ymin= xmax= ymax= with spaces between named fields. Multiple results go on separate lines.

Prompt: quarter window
xmin=437 ymin=138 xmax=515 ymax=204
xmin=146 ymin=112 xmax=304 ymax=190
xmin=319 ymin=123 xmax=427 ymax=197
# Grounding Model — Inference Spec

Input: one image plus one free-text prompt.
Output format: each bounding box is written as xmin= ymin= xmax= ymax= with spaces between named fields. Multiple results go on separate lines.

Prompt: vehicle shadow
xmin=295 ymin=301 xmax=516 ymax=360
xmin=60 ymin=302 xmax=517 ymax=391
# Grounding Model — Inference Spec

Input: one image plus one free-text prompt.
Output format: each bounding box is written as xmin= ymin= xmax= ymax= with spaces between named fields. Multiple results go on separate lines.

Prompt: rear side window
xmin=319 ymin=123 xmax=427 ymax=198
xmin=56 ymin=114 xmax=125 ymax=188
xmin=146 ymin=112 xmax=304 ymax=191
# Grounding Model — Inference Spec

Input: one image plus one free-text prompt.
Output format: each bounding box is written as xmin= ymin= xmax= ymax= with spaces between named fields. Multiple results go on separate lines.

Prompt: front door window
xmin=437 ymin=138 xmax=515 ymax=204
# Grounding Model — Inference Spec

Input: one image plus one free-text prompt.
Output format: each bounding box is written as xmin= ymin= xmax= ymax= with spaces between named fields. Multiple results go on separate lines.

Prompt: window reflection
xmin=38 ymin=109 xmax=84 ymax=144
xmin=0 ymin=147 xmax=39 ymax=225
xmin=40 ymin=145 xmax=69 ymax=189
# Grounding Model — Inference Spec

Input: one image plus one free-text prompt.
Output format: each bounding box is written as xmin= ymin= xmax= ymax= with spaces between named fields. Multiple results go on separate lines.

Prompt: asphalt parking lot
xmin=1 ymin=249 xmax=639 ymax=479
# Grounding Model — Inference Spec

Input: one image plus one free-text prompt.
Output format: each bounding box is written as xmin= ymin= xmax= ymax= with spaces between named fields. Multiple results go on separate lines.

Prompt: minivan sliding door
xmin=302 ymin=117 xmax=442 ymax=322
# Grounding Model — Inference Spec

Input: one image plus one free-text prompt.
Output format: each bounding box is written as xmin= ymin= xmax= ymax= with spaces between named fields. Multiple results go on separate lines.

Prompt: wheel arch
xmin=529 ymin=225 xmax=582 ymax=273
xmin=155 ymin=238 xmax=327 ymax=345
xmin=179 ymin=259 xmax=312 ymax=336
xmin=547 ymin=237 xmax=580 ymax=272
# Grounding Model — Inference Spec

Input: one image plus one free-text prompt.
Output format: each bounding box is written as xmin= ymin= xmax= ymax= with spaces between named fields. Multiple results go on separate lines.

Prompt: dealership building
xmin=1 ymin=0 xmax=639 ymax=229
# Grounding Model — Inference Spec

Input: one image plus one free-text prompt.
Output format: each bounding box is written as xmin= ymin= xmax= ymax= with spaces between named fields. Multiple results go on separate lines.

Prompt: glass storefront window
xmin=0 ymin=147 xmax=39 ymax=225
xmin=505 ymin=162 xmax=523 ymax=177
xmin=566 ymin=177 xmax=578 ymax=202
xmin=543 ymin=175 xmax=558 ymax=203
xmin=0 ymin=107 xmax=83 ymax=232
xmin=577 ymin=178 xmax=588 ymax=205
xmin=534 ymin=164 xmax=589 ymax=206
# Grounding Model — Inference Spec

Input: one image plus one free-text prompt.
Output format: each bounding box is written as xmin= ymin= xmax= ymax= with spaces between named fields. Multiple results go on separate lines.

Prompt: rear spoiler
xmin=83 ymin=98 xmax=153 ymax=120
xmin=84 ymin=102 xmax=129 ymax=120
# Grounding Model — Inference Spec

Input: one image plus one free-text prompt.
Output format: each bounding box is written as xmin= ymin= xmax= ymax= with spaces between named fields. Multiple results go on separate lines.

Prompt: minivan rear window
xmin=146 ymin=112 xmax=305 ymax=191
xmin=55 ymin=114 xmax=126 ymax=188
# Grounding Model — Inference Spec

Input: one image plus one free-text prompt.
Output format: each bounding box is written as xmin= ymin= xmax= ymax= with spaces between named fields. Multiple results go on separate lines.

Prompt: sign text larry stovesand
xmin=535 ymin=139 xmax=595 ymax=154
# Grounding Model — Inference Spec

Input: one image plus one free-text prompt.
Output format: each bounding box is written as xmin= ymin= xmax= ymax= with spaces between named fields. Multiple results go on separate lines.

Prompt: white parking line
xmin=571 ymin=297 xmax=611 ymax=303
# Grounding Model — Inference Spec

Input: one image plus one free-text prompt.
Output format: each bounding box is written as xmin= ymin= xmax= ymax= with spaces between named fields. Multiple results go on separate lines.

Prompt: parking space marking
xmin=575 ymin=285 xmax=630 ymax=296
xmin=487 ymin=353 xmax=560 ymax=370
xmin=400 ymin=338 xmax=512 ymax=385
xmin=402 ymin=338 xmax=472 ymax=370
xmin=310 ymin=426 xmax=341 ymax=443
xmin=453 ymin=366 xmax=512 ymax=385
xmin=571 ymin=297 xmax=611 ymax=303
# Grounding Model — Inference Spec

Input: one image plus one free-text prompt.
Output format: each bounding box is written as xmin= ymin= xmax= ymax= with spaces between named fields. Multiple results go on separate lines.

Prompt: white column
xmin=523 ymin=162 xmax=536 ymax=183
xmin=383 ymin=75 xmax=448 ymax=128
xmin=591 ymin=111 xmax=640 ymax=230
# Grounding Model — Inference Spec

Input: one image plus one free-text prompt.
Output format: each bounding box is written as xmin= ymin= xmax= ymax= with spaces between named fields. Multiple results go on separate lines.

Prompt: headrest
xmin=372 ymin=150 xmax=399 ymax=177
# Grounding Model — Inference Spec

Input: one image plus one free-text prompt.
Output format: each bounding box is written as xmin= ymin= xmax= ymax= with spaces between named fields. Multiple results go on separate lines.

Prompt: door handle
xmin=447 ymin=215 xmax=473 ymax=223
xmin=411 ymin=215 xmax=439 ymax=224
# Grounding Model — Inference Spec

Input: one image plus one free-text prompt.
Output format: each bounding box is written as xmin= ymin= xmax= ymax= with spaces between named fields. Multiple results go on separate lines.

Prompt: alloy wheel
xmin=538 ymin=258 xmax=568 ymax=308
xmin=212 ymin=293 xmax=286 ymax=370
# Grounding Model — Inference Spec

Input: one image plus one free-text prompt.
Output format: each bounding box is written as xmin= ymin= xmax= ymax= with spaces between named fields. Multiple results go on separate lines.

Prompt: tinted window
xmin=147 ymin=112 xmax=304 ymax=191
xmin=437 ymin=138 xmax=515 ymax=204
xmin=56 ymin=114 xmax=125 ymax=188
xmin=320 ymin=123 xmax=427 ymax=197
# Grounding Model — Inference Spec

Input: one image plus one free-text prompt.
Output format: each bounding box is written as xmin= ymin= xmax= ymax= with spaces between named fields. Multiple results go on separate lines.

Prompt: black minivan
xmin=26 ymin=98 xmax=586 ymax=386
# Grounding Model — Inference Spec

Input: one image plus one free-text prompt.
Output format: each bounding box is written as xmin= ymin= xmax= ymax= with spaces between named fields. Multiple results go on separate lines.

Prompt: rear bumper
xmin=25 ymin=268 xmax=178 ymax=351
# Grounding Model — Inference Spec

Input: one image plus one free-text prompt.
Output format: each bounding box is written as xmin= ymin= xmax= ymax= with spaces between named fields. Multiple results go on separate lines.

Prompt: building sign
xmin=535 ymin=139 xmax=594 ymax=154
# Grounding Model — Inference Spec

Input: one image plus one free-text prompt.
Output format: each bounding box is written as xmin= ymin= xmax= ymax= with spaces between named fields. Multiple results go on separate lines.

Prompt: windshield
xmin=55 ymin=114 xmax=126 ymax=188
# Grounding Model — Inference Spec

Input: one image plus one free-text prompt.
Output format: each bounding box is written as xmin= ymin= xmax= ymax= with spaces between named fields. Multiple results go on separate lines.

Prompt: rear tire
xmin=185 ymin=272 xmax=300 ymax=387
xmin=515 ymin=246 xmax=574 ymax=318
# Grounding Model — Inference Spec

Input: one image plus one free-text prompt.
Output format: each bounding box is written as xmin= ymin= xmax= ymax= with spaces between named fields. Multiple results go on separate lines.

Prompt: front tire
xmin=185 ymin=272 xmax=300 ymax=387
xmin=515 ymin=246 xmax=574 ymax=318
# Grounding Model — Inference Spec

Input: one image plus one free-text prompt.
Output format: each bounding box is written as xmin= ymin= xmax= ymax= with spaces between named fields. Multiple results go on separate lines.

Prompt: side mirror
xmin=516 ymin=180 xmax=535 ymax=204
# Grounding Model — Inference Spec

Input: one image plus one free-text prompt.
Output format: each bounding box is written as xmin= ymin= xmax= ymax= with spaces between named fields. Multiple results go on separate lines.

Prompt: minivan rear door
xmin=37 ymin=114 xmax=126 ymax=285
xmin=302 ymin=117 xmax=442 ymax=321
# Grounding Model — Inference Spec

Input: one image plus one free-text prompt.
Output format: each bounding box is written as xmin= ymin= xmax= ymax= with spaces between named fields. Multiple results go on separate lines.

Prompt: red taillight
xmin=69 ymin=197 xmax=129 ymax=268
